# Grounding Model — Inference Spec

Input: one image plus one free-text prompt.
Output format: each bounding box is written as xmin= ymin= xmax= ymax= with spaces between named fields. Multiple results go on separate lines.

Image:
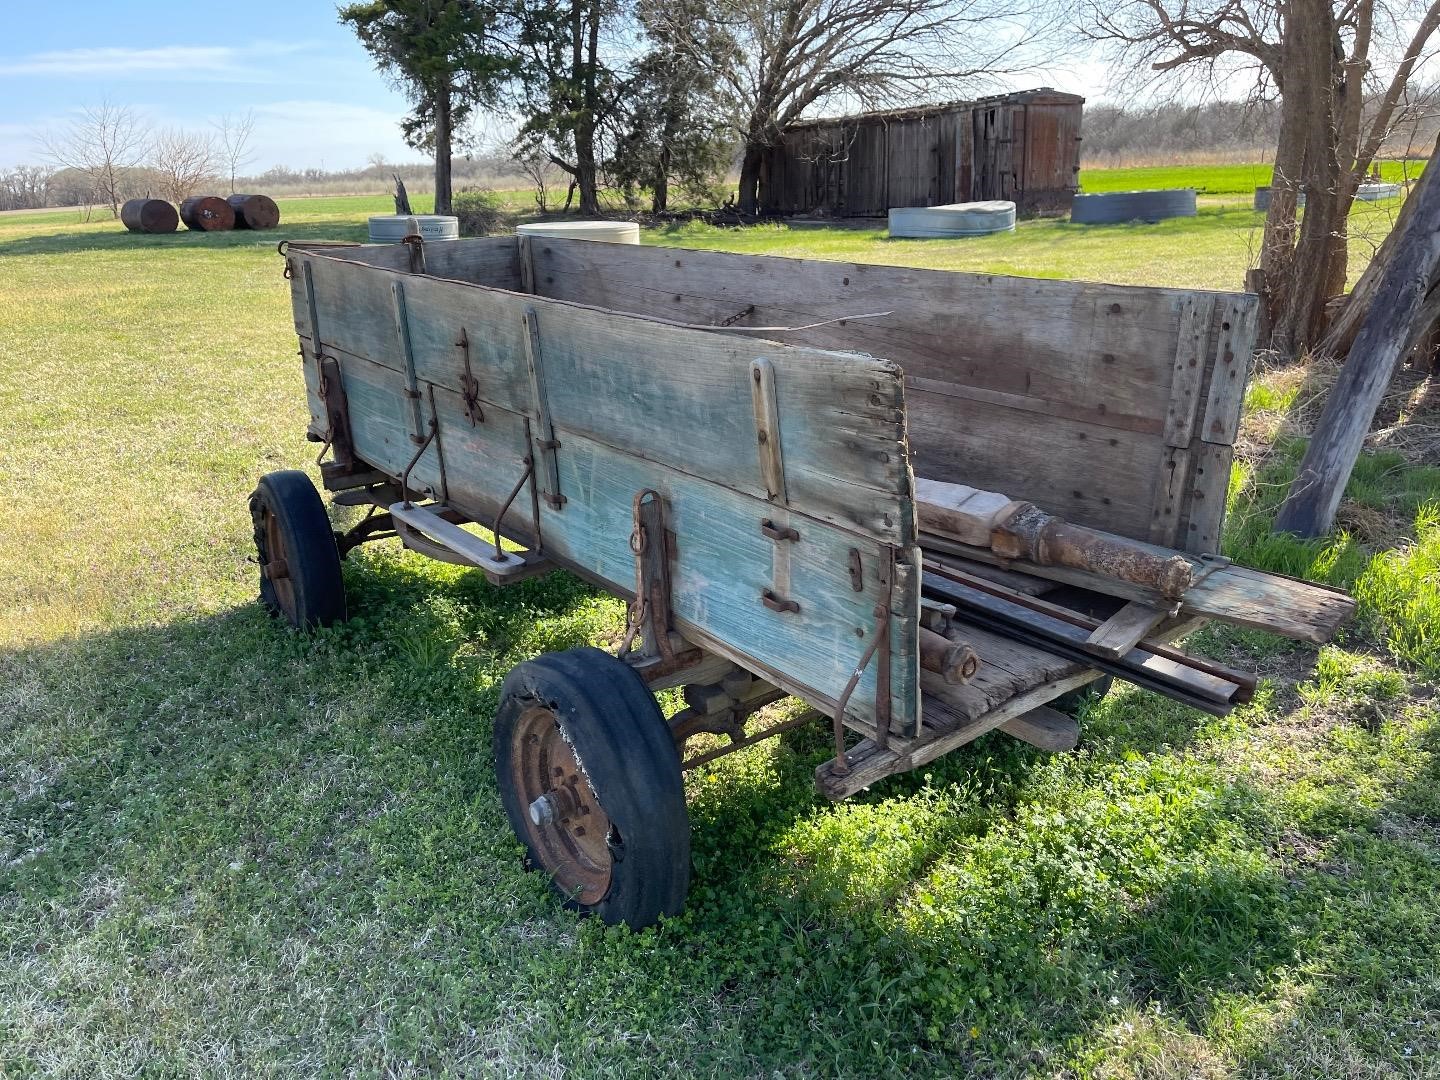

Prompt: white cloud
xmin=0 ymin=40 xmax=318 ymax=81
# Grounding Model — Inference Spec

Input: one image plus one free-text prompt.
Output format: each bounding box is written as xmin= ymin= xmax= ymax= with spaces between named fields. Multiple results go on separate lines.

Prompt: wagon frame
xmin=252 ymin=231 xmax=1350 ymax=926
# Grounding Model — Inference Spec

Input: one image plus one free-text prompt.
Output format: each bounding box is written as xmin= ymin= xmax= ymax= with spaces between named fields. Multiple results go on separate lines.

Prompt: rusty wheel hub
xmin=261 ymin=510 xmax=297 ymax=620
xmin=511 ymin=704 xmax=614 ymax=905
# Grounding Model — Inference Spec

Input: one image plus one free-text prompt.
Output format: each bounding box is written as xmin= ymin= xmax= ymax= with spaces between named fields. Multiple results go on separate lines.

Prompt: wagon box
xmin=251 ymin=233 xmax=1353 ymax=927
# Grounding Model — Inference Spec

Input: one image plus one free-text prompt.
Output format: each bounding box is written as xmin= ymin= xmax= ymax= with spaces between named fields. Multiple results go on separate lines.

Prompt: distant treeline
xmin=0 ymin=155 xmax=533 ymax=212
xmin=1082 ymin=97 xmax=1439 ymax=167
xmin=9 ymin=96 xmax=1440 ymax=213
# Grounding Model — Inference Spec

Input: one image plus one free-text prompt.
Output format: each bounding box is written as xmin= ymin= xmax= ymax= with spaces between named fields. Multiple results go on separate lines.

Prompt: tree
xmin=340 ymin=0 xmax=514 ymax=216
xmin=0 ymin=165 xmax=52 ymax=212
xmin=511 ymin=0 xmax=621 ymax=216
xmin=1085 ymin=0 xmax=1440 ymax=356
xmin=214 ymin=110 xmax=257 ymax=193
xmin=38 ymin=101 xmax=149 ymax=219
xmin=609 ymin=0 xmax=736 ymax=212
xmin=663 ymin=0 xmax=1044 ymax=214
xmin=149 ymin=129 xmax=218 ymax=204
xmin=1273 ymin=148 xmax=1440 ymax=536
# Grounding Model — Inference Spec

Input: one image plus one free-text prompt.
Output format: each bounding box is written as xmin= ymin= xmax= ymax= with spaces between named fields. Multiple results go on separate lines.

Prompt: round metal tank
xmin=1355 ymin=182 xmax=1402 ymax=201
xmin=179 ymin=195 xmax=235 ymax=231
xmin=228 ymin=193 xmax=281 ymax=230
xmin=120 ymin=198 xmax=178 ymax=234
xmin=1071 ymin=189 xmax=1196 ymax=224
xmin=888 ymin=201 xmax=1016 ymax=238
xmin=368 ymin=215 xmax=461 ymax=242
xmin=515 ymin=220 xmax=640 ymax=244
xmin=1254 ymin=186 xmax=1311 ymax=212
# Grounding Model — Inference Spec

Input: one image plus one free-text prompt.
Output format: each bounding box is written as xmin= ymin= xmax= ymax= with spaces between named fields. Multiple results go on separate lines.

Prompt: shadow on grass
xmin=2 ymin=544 xmax=1434 ymax=1074
xmin=0 ymin=219 xmax=371 ymax=258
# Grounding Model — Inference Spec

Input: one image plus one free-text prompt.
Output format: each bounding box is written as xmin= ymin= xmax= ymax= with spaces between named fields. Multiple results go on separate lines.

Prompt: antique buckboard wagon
xmin=254 ymin=232 xmax=1353 ymax=927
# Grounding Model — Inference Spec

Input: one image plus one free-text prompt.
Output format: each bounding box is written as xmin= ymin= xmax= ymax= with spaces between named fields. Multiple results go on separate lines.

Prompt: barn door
xmin=1021 ymin=104 xmax=1081 ymax=214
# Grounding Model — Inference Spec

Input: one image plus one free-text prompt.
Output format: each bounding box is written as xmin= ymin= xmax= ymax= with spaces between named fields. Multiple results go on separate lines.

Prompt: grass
xmin=2 ymin=170 xmax=1438 ymax=1076
xmin=1078 ymin=160 xmax=1426 ymax=196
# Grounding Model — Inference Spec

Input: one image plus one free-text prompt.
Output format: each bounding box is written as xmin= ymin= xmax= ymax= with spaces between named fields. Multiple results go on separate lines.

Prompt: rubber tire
xmin=1054 ymin=675 xmax=1114 ymax=716
xmin=250 ymin=470 xmax=347 ymax=629
xmin=494 ymin=647 xmax=690 ymax=928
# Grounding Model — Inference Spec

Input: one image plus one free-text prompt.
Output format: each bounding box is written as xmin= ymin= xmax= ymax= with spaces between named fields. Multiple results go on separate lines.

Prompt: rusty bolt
xmin=528 ymin=794 xmax=556 ymax=827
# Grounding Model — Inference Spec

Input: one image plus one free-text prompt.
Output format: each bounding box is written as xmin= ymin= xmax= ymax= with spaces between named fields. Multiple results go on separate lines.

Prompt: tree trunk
xmin=434 ymin=86 xmax=453 ymax=217
xmin=1273 ymin=151 xmax=1440 ymax=536
xmin=652 ymin=156 xmax=670 ymax=214
xmin=1263 ymin=0 xmax=1342 ymax=357
xmin=737 ymin=140 xmax=763 ymax=215
xmin=1320 ymin=133 xmax=1440 ymax=356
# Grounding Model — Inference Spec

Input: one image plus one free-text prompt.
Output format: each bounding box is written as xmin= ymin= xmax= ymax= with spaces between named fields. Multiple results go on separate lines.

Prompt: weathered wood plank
xmin=998 ymin=706 xmax=1080 ymax=751
xmin=1162 ymin=294 xmax=1216 ymax=448
xmin=324 ymin=345 xmax=921 ymax=732
xmin=295 ymin=235 xmax=523 ymax=290
xmin=525 ymin=239 xmax=1260 ymax=551
xmin=1200 ymin=296 xmax=1258 ymax=446
xmin=294 ymin=251 xmax=914 ymax=547
xmin=1084 ymin=600 xmax=1169 ymax=659
xmin=907 ymin=391 xmax=1163 ymax=540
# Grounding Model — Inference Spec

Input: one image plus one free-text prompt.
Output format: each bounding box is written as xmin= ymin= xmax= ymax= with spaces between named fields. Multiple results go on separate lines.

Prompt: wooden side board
xmin=524 ymin=238 xmax=1262 ymax=553
xmin=289 ymin=247 xmax=922 ymax=733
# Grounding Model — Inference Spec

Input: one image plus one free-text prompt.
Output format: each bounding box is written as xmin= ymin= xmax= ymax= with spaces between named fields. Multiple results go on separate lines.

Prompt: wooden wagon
xmin=252 ymin=233 xmax=1352 ymax=927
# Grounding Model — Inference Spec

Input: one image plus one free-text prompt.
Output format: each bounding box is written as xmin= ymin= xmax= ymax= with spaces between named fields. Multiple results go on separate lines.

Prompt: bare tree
xmin=1085 ymin=0 xmax=1440 ymax=357
xmin=213 ymin=110 xmax=257 ymax=193
xmin=0 ymin=165 xmax=52 ymax=212
xmin=38 ymin=101 xmax=149 ymax=218
xmin=662 ymin=0 xmax=1047 ymax=214
xmin=150 ymin=128 xmax=219 ymax=204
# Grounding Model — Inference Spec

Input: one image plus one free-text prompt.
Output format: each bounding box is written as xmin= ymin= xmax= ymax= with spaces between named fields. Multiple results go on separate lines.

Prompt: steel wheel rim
xmin=512 ymin=704 xmax=614 ymax=905
xmin=263 ymin=509 xmax=297 ymax=621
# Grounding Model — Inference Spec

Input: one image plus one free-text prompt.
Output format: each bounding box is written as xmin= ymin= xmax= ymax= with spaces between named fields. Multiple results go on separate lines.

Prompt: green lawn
xmin=2 ymin=185 xmax=1438 ymax=1077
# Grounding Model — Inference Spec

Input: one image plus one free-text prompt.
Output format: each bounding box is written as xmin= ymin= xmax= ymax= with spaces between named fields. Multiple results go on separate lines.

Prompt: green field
xmin=1078 ymin=160 xmax=1426 ymax=196
xmin=3 ymin=177 xmax=1438 ymax=1077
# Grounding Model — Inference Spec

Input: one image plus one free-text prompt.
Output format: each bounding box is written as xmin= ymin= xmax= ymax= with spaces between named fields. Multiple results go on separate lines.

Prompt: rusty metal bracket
xmin=847 ymin=548 xmax=864 ymax=592
xmin=401 ymin=231 xmax=427 ymax=274
xmin=760 ymin=589 xmax=800 ymax=613
xmin=317 ymin=355 xmax=356 ymax=471
xmin=455 ymin=328 xmax=484 ymax=425
xmin=619 ymin=489 xmax=699 ymax=680
xmin=760 ymin=519 xmax=799 ymax=542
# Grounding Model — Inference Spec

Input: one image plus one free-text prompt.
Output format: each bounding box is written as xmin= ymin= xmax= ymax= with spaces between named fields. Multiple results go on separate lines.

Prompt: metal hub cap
xmin=511 ymin=704 xmax=614 ymax=905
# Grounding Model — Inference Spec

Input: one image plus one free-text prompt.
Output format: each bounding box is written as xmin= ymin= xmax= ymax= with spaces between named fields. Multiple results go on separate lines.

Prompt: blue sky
xmin=0 ymin=1 xmax=1119 ymax=173
xmin=0 ymin=1 xmax=422 ymax=170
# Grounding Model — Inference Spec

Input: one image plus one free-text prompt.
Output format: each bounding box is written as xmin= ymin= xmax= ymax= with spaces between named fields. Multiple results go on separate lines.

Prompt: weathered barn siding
xmin=759 ymin=89 xmax=1083 ymax=218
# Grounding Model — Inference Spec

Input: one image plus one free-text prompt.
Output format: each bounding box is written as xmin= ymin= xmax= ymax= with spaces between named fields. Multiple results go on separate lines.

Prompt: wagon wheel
xmin=494 ymin=647 xmax=689 ymax=928
xmin=249 ymin=470 xmax=347 ymax=630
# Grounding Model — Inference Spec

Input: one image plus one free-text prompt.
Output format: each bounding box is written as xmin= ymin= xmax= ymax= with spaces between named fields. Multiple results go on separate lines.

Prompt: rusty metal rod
xmin=681 ymin=710 xmax=819 ymax=770
xmin=829 ymin=604 xmax=890 ymax=777
xmin=922 ymin=559 xmax=1256 ymax=698
xmin=490 ymin=458 xmax=535 ymax=560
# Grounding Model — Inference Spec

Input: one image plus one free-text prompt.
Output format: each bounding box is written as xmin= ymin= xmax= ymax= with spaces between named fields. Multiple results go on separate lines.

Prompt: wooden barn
xmin=757 ymin=88 xmax=1084 ymax=218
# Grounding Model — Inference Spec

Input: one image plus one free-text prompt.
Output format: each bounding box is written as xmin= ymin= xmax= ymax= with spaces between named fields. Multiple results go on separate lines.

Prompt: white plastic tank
xmin=515 ymin=220 xmax=640 ymax=244
xmin=368 ymin=214 xmax=460 ymax=242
